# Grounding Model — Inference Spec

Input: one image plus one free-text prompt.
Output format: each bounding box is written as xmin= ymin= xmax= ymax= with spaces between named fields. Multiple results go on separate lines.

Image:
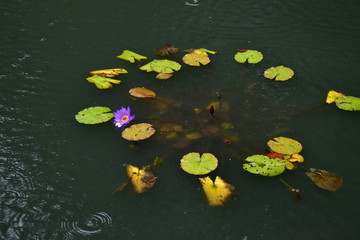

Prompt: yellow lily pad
xmin=286 ymin=153 xmax=304 ymax=163
xmin=121 ymin=123 xmax=156 ymax=141
xmin=199 ymin=176 xmax=235 ymax=206
xmin=182 ymin=52 xmax=211 ymax=66
xmin=89 ymin=68 xmax=128 ymax=77
xmin=129 ymin=87 xmax=156 ymax=98
xmin=267 ymin=137 xmax=302 ymax=155
xmin=126 ymin=165 xmax=157 ymax=193
xmin=326 ymin=90 xmax=345 ymax=104
xmin=86 ymin=75 xmax=121 ymax=89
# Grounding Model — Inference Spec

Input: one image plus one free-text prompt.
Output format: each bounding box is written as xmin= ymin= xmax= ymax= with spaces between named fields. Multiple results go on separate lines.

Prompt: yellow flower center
xmin=121 ymin=115 xmax=129 ymax=122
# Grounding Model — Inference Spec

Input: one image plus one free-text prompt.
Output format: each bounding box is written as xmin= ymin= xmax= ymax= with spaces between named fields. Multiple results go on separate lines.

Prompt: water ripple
xmin=60 ymin=211 xmax=112 ymax=239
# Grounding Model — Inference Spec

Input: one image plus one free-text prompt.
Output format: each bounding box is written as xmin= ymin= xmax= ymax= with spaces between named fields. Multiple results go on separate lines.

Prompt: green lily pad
xmin=264 ymin=65 xmax=294 ymax=81
xmin=86 ymin=75 xmax=121 ymax=89
xmin=234 ymin=50 xmax=263 ymax=64
xmin=243 ymin=155 xmax=293 ymax=177
xmin=267 ymin=137 xmax=302 ymax=155
xmin=75 ymin=106 xmax=114 ymax=124
xmin=116 ymin=50 xmax=147 ymax=63
xmin=121 ymin=123 xmax=156 ymax=141
xmin=180 ymin=152 xmax=218 ymax=175
xmin=334 ymin=96 xmax=360 ymax=111
xmin=139 ymin=59 xmax=181 ymax=74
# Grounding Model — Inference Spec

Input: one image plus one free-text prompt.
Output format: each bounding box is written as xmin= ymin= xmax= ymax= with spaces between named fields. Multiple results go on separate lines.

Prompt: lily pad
xmin=139 ymin=59 xmax=181 ymax=75
xmin=234 ymin=50 xmax=263 ymax=64
xmin=75 ymin=106 xmax=114 ymax=124
xmin=182 ymin=48 xmax=217 ymax=66
xmin=126 ymin=165 xmax=157 ymax=193
xmin=305 ymin=168 xmax=343 ymax=191
xmin=180 ymin=152 xmax=218 ymax=175
xmin=182 ymin=52 xmax=210 ymax=66
xmin=86 ymin=75 xmax=121 ymax=89
xmin=334 ymin=96 xmax=360 ymax=111
xmin=199 ymin=176 xmax=235 ymax=206
xmin=243 ymin=155 xmax=294 ymax=176
xmin=286 ymin=153 xmax=304 ymax=163
xmin=264 ymin=65 xmax=294 ymax=81
xmin=121 ymin=123 xmax=156 ymax=141
xmin=267 ymin=137 xmax=302 ymax=155
xmin=116 ymin=50 xmax=147 ymax=63
xmin=326 ymin=90 xmax=345 ymax=104
xmin=89 ymin=68 xmax=128 ymax=77
xmin=129 ymin=87 xmax=156 ymax=98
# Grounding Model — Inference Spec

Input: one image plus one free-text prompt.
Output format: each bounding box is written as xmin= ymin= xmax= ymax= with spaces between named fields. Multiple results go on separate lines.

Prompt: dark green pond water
xmin=1 ymin=0 xmax=360 ymax=239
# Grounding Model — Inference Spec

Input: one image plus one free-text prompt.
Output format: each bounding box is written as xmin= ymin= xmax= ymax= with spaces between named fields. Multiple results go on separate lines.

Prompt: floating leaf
xmin=182 ymin=52 xmax=210 ymax=66
xmin=116 ymin=50 xmax=147 ymax=63
xmin=182 ymin=48 xmax=217 ymax=66
xmin=75 ymin=106 xmax=113 ymax=124
xmin=243 ymin=155 xmax=294 ymax=176
xmin=286 ymin=153 xmax=304 ymax=163
xmin=199 ymin=176 xmax=235 ymax=206
xmin=155 ymin=44 xmax=179 ymax=56
xmin=139 ymin=59 xmax=181 ymax=75
xmin=234 ymin=50 xmax=263 ymax=64
xmin=326 ymin=90 xmax=345 ymax=104
xmin=334 ymin=96 xmax=360 ymax=111
xmin=151 ymin=59 xmax=181 ymax=73
xmin=89 ymin=68 xmax=128 ymax=77
xmin=305 ymin=168 xmax=343 ymax=191
xmin=180 ymin=152 xmax=218 ymax=175
xmin=156 ymin=73 xmax=173 ymax=79
xmin=266 ymin=151 xmax=286 ymax=159
xmin=129 ymin=87 xmax=156 ymax=98
xmin=267 ymin=137 xmax=302 ymax=155
xmin=121 ymin=123 xmax=156 ymax=141
xmin=264 ymin=65 xmax=294 ymax=81
xmin=126 ymin=165 xmax=157 ymax=193
xmin=86 ymin=75 xmax=121 ymax=89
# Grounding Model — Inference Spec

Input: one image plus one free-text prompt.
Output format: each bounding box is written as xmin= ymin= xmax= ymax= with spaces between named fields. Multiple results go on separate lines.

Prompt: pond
xmin=1 ymin=0 xmax=360 ymax=239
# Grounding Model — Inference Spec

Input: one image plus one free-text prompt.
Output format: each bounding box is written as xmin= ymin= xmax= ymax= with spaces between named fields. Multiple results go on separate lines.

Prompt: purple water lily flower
xmin=113 ymin=106 xmax=135 ymax=128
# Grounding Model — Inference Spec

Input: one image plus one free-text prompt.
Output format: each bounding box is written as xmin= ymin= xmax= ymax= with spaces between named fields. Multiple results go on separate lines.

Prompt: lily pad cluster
xmin=74 ymin=45 xmax=353 ymax=207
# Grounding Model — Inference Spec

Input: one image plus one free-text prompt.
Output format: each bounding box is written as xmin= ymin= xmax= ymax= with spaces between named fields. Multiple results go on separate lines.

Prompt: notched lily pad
xmin=129 ymin=87 xmax=156 ymax=98
xmin=121 ymin=123 xmax=156 ymax=141
xmin=139 ymin=60 xmax=181 ymax=78
xmin=86 ymin=75 xmax=121 ymax=89
xmin=267 ymin=137 xmax=302 ymax=155
xmin=305 ymin=168 xmax=343 ymax=191
xmin=182 ymin=48 xmax=217 ymax=66
xmin=264 ymin=65 xmax=294 ymax=81
xmin=199 ymin=176 xmax=235 ymax=207
xmin=180 ymin=152 xmax=218 ymax=175
xmin=126 ymin=165 xmax=157 ymax=193
xmin=116 ymin=50 xmax=147 ymax=63
xmin=75 ymin=106 xmax=114 ymax=124
xmin=234 ymin=49 xmax=263 ymax=64
xmin=89 ymin=68 xmax=128 ymax=77
xmin=243 ymin=155 xmax=294 ymax=176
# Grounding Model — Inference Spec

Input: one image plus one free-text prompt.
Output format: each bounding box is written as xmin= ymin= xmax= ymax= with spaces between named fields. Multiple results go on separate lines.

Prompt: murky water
xmin=1 ymin=0 xmax=360 ymax=239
